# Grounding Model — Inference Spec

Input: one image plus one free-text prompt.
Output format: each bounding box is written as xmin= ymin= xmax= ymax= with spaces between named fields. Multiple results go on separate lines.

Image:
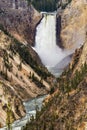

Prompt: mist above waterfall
xmin=34 ymin=13 xmax=73 ymax=76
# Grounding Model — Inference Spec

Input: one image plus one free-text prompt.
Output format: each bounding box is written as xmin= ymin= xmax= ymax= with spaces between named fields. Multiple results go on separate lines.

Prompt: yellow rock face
xmin=61 ymin=0 xmax=87 ymax=49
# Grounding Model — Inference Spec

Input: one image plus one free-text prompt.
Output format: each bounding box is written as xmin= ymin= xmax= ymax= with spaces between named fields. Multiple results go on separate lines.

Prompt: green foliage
xmin=18 ymin=61 xmax=22 ymax=71
xmin=9 ymin=38 xmax=52 ymax=80
xmin=6 ymin=101 xmax=14 ymax=130
xmin=29 ymin=73 xmax=45 ymax=88
xmin=22 ymin=63 xmax=87 ymax=130
xmin=1 ymin=50 xmax=13 ymax=80
xmin=0 ymin=24 xmax=11 ymax=36
xmin=59 ymin=63 xmax=87 ymax=94
xmin=0 ymin=22 xmax=53 ymax=82
xmin=3 ymin=51 xmax=13 ymax=72
xmin=26 ymin=0 xmax=72 ymax=11
xmin=50 ymin=87 xmax=55 ymax=94
xmin=27 ymin=0 xmax=58 ymax=12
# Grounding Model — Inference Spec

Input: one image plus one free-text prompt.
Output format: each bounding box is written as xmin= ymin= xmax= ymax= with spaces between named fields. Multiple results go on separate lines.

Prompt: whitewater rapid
xmin=34 ymin=13 xmax=73 ymax=76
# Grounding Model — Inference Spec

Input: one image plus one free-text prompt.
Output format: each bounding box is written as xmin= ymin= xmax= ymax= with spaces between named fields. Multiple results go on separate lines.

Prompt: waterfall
xmin=34 ymin=13 xmax=72 ymax=76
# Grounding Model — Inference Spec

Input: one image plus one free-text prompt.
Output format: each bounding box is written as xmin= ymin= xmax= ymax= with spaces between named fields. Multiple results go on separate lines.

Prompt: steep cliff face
xmin=70 ymin=39 xmax=87 ymax=74
xmin=77 ymin=40 xmax=87 ymax=69
xmin=0 ymin=81 xmax=25 ymax=127
xmin=0 ymin=0 xmax=42 ymax=45
xmin=60 ymin=0 xmax=87 ymax=49
xmin=0 ymin=30 xmax=53 ymax=127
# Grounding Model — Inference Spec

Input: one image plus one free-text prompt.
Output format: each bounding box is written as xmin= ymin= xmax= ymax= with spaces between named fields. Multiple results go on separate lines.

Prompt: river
xmin=0 ymin=95 xmax=47 ymax=130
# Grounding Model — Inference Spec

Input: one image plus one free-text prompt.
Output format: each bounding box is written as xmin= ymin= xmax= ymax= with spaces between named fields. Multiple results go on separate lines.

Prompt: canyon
xmin=0 ymin=0 xmax=87 ymax=129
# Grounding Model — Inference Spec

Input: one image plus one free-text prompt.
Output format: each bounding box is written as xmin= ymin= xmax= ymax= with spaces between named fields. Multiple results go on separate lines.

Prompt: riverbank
xmin=0 ymin=95 xmax=47 ymax=130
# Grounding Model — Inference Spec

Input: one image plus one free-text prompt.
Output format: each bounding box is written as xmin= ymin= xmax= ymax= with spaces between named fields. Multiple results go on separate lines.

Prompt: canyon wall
xmin=0 ymin=28 xmax=52 ymax=127
xmin=59 ymin=0 xmax=87 ymax=49
xmin=0 ymin=0 xmax=42 ymax=45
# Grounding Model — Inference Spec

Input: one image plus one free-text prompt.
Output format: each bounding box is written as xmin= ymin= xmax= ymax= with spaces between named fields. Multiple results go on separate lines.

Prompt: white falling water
xmin=34 ymin=13 xmax=72 ymax=76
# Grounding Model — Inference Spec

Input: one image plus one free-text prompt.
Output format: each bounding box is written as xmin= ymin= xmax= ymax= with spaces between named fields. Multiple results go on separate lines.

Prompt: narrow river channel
xmin=0 ymin=95 xmax=47 ymax=130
